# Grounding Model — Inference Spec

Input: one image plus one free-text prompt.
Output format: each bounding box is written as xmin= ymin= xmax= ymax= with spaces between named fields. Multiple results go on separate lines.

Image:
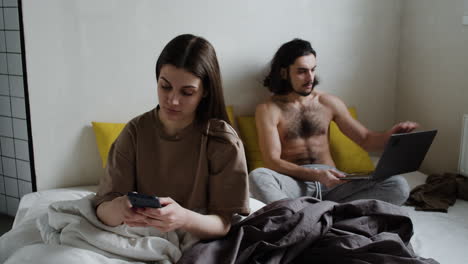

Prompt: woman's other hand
xmin=96 ymin=195 xmax=145 ymax=227
xmin=116 ymin=195 xmax=148 ymax=227
xmin=133 ymin=197 xmax=188 ymax=232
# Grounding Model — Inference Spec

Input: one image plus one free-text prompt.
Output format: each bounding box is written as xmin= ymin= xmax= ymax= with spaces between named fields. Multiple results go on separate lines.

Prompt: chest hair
xmin=276 ymin=100 xmax=327 ymax=140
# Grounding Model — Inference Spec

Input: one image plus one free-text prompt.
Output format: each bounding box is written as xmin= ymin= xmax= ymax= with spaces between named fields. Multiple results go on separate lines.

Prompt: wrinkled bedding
xmin=1 ymin=194 xmax=198 ymax=264
xmin=178 ymin=197 xmax=438 ymax=264
xmin=2 ymin=172 xmax=468 ymax=264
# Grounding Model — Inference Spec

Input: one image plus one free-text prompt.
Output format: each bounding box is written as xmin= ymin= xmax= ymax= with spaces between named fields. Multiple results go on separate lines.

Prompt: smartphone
xmin=127 ymin=192 xmax=162 ymax=208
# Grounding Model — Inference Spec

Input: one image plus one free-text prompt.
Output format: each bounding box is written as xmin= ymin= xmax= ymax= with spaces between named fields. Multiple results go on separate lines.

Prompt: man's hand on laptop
xmin=316 ymin=169 xmax=347 ymax=188
xmin=390 ymin=121 xmax=420 ymax=134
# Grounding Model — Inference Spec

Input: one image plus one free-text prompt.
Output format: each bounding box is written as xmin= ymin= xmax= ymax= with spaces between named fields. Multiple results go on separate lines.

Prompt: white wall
xmin=22 ymin=0 xmax=402 ymax=190
xmin=397 ymin=0 xmax=468 ymax=174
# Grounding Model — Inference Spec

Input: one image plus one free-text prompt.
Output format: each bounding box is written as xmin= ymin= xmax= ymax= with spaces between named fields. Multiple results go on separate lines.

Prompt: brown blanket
xmin=406 ymin=173 xmax=468 ymax=212
xmin=177 ymin=198 xmax=438 ymax=264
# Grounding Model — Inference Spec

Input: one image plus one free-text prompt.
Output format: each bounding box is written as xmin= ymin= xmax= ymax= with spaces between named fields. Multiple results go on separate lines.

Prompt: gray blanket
xmin=177 ymin=197 xmax=439 ymax=264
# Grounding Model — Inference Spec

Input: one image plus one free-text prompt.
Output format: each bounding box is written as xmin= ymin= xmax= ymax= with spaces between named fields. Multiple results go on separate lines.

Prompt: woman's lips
xmin=164 ymin=107 xmax=181 ymax=114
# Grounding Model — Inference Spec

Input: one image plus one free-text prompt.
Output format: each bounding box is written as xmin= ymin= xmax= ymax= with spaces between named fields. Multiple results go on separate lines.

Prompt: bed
xmin=0 ymin=170 xmax=467 ymax=264
xmin=2 ymin=112 xmax=467 ymax=263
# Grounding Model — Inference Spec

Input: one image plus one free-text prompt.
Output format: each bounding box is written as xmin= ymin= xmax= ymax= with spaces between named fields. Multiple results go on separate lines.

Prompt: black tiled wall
xmin=0 ymin=0 xmax=33 ymax=217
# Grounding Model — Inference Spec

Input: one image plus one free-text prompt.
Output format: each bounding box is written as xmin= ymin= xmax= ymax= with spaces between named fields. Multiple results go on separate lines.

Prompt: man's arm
xmin=326 ymin=95 xmax=418 ymax=152
xmin=255 ymin=103 xmax=343 ymax=187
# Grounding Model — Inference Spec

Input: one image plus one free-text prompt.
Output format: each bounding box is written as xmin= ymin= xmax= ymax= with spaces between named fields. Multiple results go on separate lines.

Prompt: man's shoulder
xmin=254 ymin=98 xmax=284 ymax=125
xmin=315 ymin=91 xmax=350 ymax=118
xmin=256 ymin=97 xmax=283 ymax=115
xmin=258 ymin=95 xmax=293 ymax=111
xmin=315 ymin=91 xmax=344 ymax=107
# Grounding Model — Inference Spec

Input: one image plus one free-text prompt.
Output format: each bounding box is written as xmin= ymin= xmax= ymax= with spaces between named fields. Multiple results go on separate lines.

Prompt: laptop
xmin=342 ymin=129 xmax=437 ymax=180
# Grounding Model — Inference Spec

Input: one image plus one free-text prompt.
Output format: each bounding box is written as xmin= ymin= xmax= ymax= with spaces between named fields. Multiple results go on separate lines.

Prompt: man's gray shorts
xmin=249 ymin=164 xmax=410 ymax=205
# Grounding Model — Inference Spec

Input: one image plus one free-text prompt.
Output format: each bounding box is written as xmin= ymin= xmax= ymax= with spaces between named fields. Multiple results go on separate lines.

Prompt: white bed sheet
xmin=7 ymin=172 xmax=468 ymax=264
xmin=13 ymin=185 xmax=98 ymax=228
xmin=402 ymin=171 xmax=468 ymax=264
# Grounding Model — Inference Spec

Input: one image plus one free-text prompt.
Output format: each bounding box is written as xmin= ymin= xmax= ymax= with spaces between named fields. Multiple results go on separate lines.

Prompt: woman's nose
xmin=168 ymin=92 xmax=179 ymax=105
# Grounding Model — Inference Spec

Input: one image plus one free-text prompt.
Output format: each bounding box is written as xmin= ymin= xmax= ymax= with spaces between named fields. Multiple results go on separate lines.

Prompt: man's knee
xmin=248 ymin=167 xmax=283 ymax=202
xmin=249 ymin=167 xmax=275 ymax=184
xmin=386 ymin=175 xmax=410 ymax=205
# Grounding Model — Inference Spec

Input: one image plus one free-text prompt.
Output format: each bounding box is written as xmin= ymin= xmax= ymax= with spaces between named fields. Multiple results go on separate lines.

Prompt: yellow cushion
xmin=329 ymin=107 xmax=375 ymax=173
xmin=225 ymin=105 xmax=235 ymax=125
xmin=91 ymin=122 xmax=126 ymax=168
xmin=236 ymin=116 xmax=264 ymax=172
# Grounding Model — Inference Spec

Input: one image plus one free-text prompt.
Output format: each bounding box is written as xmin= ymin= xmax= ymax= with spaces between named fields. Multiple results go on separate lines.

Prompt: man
xmin=250 ymin=38 xmax=418 ymax=205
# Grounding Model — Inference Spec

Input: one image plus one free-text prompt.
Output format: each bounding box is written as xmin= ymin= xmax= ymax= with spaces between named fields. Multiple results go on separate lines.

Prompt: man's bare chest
xmin=278 ymin=105 xmax=329 ymax=141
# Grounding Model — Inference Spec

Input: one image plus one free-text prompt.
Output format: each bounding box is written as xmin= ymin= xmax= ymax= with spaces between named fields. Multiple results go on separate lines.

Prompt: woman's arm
xmin=182 ymin=209 xmax=231 ymax=239
xmin=129 ymin=197 xmax=231 ymax=239
xmin=93 ymin=122 xmax=139 ymax=225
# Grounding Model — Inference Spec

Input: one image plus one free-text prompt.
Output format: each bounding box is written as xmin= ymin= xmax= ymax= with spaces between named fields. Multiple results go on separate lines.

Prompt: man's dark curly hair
xmin=263 ymin=38 xmax=319 ymax=95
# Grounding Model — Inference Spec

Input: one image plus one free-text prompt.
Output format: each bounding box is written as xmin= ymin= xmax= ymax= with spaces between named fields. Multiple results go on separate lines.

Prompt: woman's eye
xmin=182 ymin=92 xmax=194 ymax=96
xmin=161 ymin=85 xmax=171 ymax=90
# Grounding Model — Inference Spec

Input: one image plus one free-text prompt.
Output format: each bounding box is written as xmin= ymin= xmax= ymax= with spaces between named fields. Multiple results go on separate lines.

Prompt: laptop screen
xmin=373 ymin=130 xmax=437 ymax=180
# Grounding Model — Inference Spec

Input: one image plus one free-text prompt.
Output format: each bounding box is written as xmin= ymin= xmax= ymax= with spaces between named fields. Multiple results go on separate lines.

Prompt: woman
xmin=93 ymin=34 xmax=250 ymax=239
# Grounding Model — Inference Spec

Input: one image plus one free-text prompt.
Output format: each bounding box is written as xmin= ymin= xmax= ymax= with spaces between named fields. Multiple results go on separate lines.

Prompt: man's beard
xmin=293 ymin=82 xmax=314 ymax=97
xmin=294 ymin=90 xmax=312 ymax=97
